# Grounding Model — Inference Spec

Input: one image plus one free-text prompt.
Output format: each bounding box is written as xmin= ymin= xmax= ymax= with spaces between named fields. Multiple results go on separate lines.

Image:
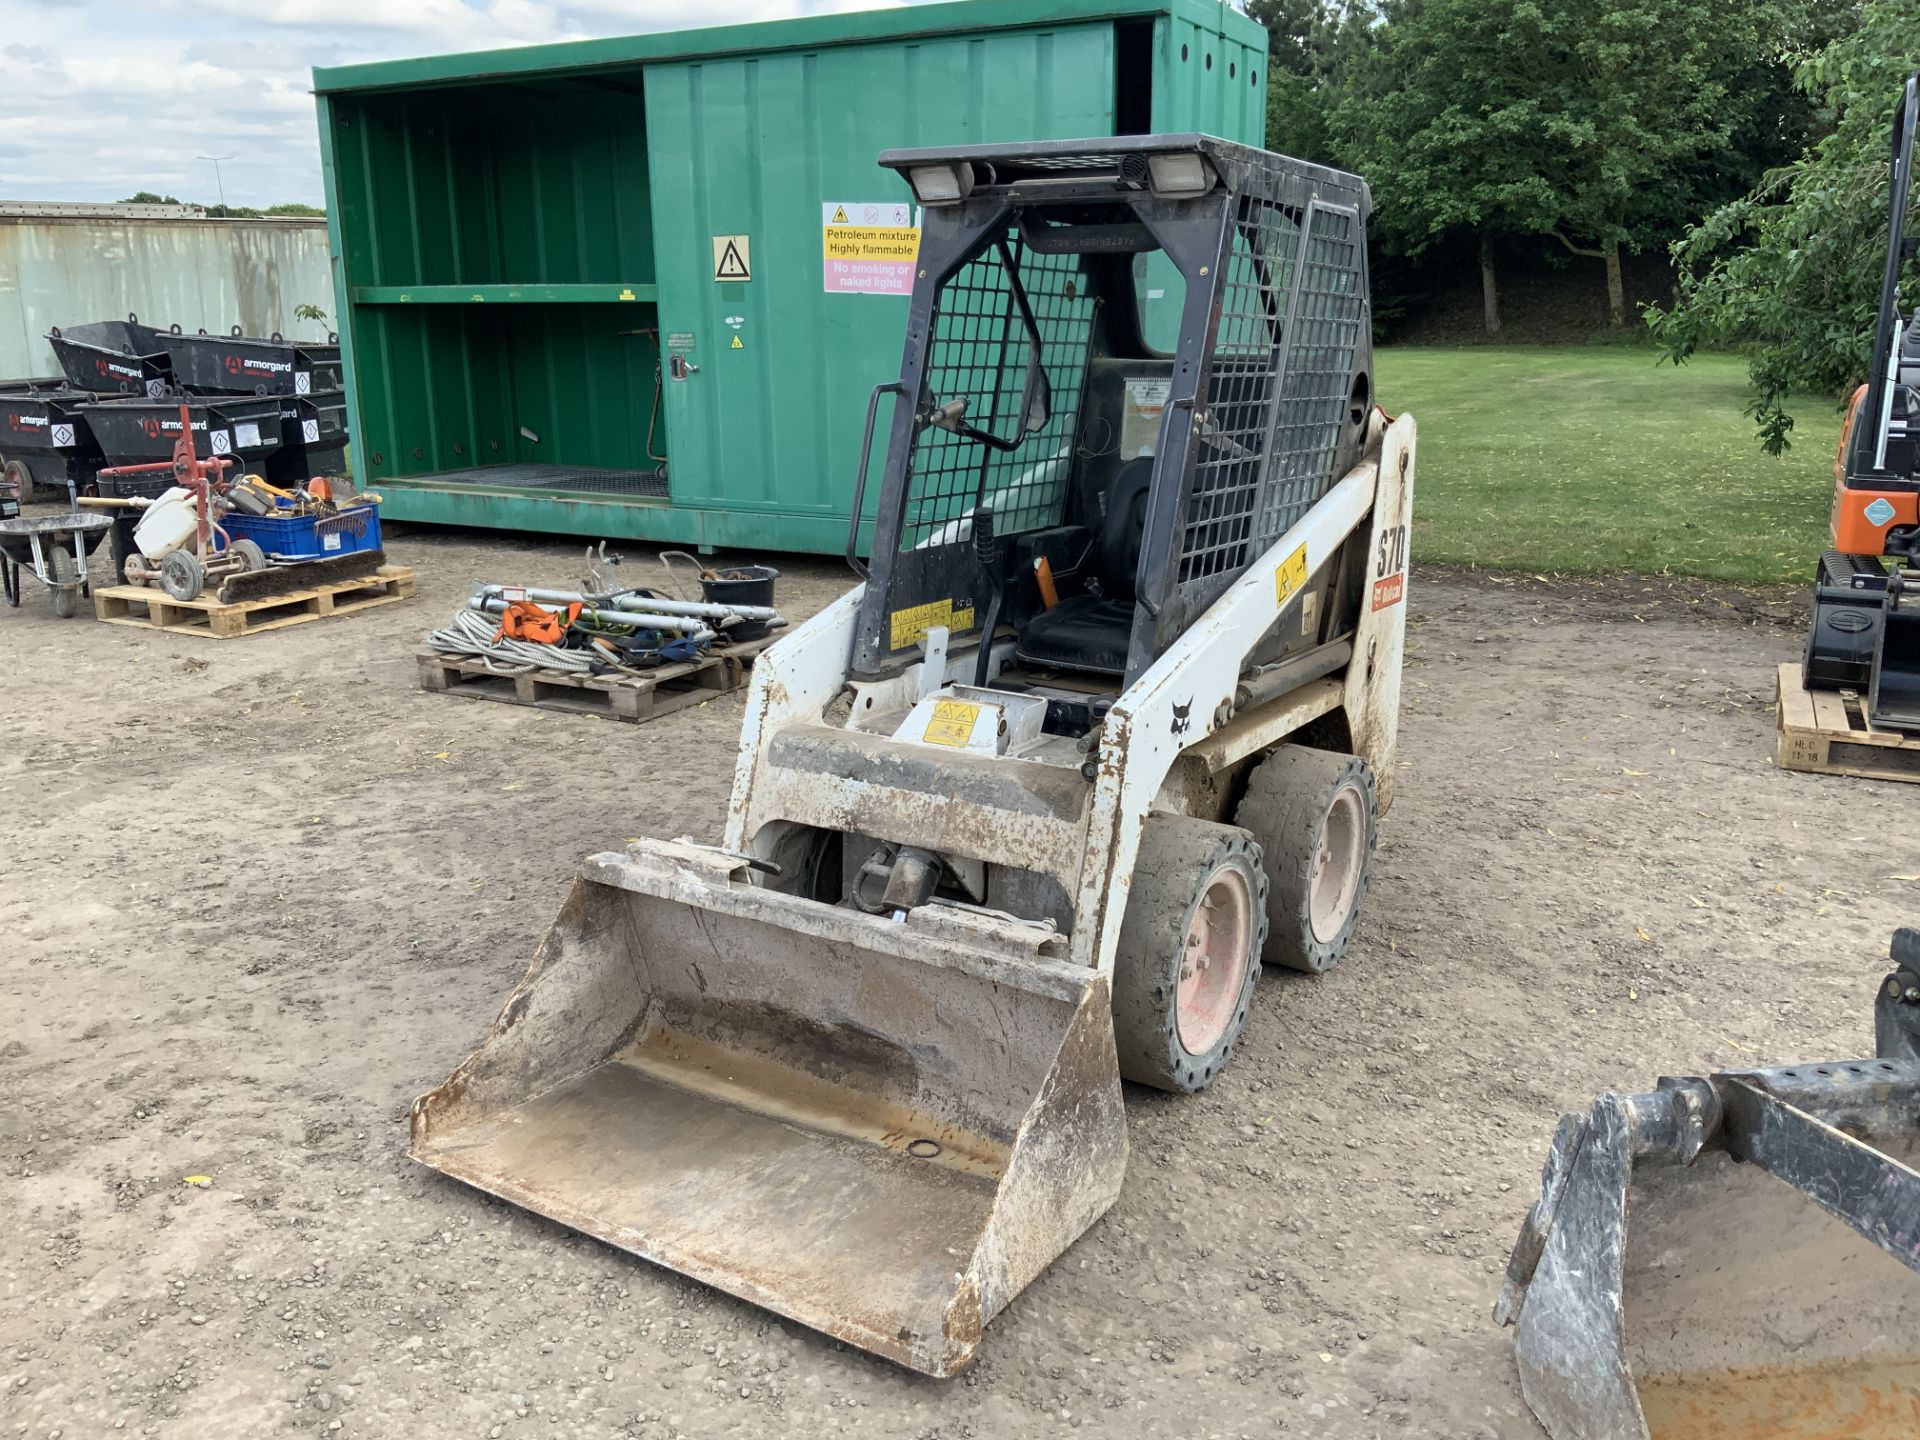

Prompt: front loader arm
xmin=1071 ymin=411 xmax=1418 ymax=974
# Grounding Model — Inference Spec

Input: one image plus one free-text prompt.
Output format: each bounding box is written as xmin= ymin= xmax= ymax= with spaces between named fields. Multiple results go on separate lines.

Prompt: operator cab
xmin=845 ymin=135 xmax=1374 ymax=735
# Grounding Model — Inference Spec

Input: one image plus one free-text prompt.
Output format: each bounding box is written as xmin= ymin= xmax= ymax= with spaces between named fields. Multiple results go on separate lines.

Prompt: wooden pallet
xmin=1775 ymin=662 xmax=1920 ymax=783
xmin=93 ymin=566 xmax=416 ymax=639
xmin=417 ymin=633 xmax=775 ymax=724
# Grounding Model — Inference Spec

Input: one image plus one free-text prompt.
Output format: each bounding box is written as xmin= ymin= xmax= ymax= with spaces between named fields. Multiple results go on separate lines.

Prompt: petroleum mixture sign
xmin=823 ymin=201 xmax=919 ymax=296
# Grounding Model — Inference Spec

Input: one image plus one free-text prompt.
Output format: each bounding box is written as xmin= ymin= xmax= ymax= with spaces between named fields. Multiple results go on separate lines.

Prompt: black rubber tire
xmin=50 ymin=546 xmax=78 ymax=618
xmin=161 ymin=549 xmax=206 ymax=602
xmin=1235 ymin=745 xmax=1377 ymax=974
xmin=230 ymin=538 xmax=268 ymax=573
xmin=1111 ymin=815 xmax=1268 ymax=1094
xmin=3 ymin=458 xmax=33 ymax=503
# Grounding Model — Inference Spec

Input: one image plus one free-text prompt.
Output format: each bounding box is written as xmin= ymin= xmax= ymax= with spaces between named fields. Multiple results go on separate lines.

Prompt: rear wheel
xmin=1235 ymin=745 xmax=1376 ymax=974
xmin=3 ymin=458 xmax=33 ymax=503
xmin=1112 ymin=816 xmax=1267 ymax=1093
xmin=230 ymin=538 xmax=268 ymax=572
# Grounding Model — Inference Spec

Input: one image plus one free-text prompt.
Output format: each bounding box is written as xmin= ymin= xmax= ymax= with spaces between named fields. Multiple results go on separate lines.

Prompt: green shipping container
xmin=313 ymin=0 xmax=1268 ymax=553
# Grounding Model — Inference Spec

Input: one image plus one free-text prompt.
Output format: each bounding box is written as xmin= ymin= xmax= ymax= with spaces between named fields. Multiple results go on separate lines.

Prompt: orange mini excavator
xmin=1805 ymin=71 xmax=1920 ymax=730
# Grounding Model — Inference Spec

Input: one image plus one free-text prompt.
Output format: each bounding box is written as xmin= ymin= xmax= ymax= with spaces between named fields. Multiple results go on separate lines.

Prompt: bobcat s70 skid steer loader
xmin=411 ymin=135 xmax=1417 ymax=1376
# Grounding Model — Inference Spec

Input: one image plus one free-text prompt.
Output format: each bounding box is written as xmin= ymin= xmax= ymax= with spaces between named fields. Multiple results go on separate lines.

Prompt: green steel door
xmin=644 ymin=25 xmax=1118 ymax=553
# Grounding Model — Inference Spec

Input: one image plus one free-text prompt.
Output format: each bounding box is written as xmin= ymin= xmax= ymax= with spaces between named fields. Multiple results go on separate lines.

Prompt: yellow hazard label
xmin=1274 ymin=544 xmax=1309 ymax=606
xmin=831 ymin=205 xmax=849 ymax=223
xmin=922 ymin=700 xmax=981 ymax=748
xmin=889 ymin=597 xmax=975 ymax=650
xmin=730 ymin=334 xmax=743 ymax=349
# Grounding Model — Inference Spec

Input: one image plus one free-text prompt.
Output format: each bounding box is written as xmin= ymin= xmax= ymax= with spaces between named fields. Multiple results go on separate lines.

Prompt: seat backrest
xmin=1097 ymin=457 xmax=1154 ymax=601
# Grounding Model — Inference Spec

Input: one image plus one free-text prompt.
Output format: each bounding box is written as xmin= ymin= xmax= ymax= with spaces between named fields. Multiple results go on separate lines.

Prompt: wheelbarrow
xmin=0 ymin=512 xmax=112 ymax=618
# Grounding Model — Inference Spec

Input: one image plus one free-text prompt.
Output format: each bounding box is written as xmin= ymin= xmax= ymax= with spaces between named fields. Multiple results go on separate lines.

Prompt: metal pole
xmin=473 ymin=583 xmax=781 ymax=623
xmin=198 ymin=154 xmax=234 ymax=210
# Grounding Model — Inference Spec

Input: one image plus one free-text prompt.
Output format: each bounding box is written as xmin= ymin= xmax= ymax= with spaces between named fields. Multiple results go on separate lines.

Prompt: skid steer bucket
xmin=1496 ymin=938 xmax=1920 ymax=1440
xmin=412 ymin=841 xmax=1128 ymax=1376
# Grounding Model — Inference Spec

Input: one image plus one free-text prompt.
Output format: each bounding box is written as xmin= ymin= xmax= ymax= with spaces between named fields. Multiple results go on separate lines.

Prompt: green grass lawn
xmin=1373 ymin=346 xmax=1839 ymax=584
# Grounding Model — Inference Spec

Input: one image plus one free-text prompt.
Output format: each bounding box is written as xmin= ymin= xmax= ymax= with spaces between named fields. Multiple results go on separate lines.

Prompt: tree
xmin=1648 ymin=1 xmax=1917 ymax=451
xmin=121 ymin=190 xmax=184 ymax=205
xmin=1534 ymin=2 xmax=1775 ymax=329
xmin=265 ymin=202 xmax=325 ymax=218
xmin=1248 ymin=0 xmax=1380 ymax=166
xmin=1334 ymin=0 xmax=1564 ymax=337
xmin=1337 ymin=0 xmax=1784 ymax=334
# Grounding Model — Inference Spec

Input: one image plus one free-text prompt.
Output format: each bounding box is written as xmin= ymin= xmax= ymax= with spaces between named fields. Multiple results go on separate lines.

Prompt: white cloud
xmin=0 ymin=0 xmax=925 ymax=206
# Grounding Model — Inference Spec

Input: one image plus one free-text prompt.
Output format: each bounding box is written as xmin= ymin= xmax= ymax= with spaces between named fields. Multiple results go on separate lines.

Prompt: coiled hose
xmin=427 ymin=605 xmax=598 ymax=675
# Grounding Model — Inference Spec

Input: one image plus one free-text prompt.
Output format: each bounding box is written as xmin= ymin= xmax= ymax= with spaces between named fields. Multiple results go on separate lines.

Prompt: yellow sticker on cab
xmin=889 ymin=598 xmax=975 ymax=650
xmin=1274 ymin=544 xmax=1309 ymax=606
xmin=922 ymin=699 xmax=981 ymax=747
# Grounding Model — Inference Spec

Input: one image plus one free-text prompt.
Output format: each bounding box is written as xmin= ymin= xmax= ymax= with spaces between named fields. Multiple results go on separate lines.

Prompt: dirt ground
xmin=2 ymin=519 xmax=1913 ymax=1440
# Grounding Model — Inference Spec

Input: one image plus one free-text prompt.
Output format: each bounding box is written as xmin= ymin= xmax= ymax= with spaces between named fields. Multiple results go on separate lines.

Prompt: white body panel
xmin=722 ymin=411 xmax=1418 ymax=973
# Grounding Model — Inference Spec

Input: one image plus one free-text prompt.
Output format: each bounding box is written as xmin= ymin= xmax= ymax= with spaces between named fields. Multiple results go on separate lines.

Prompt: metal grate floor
xmin=410 ymin=464 xmax=669 ymax=499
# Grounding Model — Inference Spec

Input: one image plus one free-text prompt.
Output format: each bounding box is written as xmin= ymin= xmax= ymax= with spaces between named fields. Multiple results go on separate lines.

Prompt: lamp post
xmin=197 ymin=154 xmax=234 ymax=211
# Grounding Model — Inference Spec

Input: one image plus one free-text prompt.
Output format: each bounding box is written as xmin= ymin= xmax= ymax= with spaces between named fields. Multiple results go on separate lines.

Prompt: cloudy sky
xmin=0 ymin=0 xmax=957 ymax=208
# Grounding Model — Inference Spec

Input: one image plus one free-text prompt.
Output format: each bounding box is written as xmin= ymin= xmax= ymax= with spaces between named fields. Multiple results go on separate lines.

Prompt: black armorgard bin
xmin=46 ymin=316 xmax=173 ymax=396
xmin=165 ymin=327 xmax=343 ymax=397
xmin=264 ymin=390 xmax=349 ymax=486
xmin=80 ymin=393 xmax=284 ymax=466
xmin=0 ymin=380 xmax=107 ymax=499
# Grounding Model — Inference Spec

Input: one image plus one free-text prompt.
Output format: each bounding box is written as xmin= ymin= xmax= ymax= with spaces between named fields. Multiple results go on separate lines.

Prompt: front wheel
xmin=1235 ymin=746 xmax=1377 ymax=974
xmin=49 ymin=546 xmax=79 ymax=618
xmin=161 ymin=549 xmax=206 ymax=602
xmin=1111 ymin=816 xmax=1268 ymax=1094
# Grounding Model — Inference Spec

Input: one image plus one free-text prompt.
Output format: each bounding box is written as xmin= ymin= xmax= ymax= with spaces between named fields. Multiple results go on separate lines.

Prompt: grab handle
xmin=846 ymin=382 xmax=906 ymax=578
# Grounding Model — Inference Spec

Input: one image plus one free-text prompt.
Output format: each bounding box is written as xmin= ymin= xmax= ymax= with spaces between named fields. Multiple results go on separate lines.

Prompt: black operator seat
xmin=1015 ymin=457 xmax=1153 ymax=675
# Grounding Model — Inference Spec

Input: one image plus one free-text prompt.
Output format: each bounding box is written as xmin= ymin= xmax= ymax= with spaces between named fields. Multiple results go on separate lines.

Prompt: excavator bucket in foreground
xmin=410 ymin=841 xmax=1128 ymax=1377
xmin=1496 ymin=929 xmax=1920 ymax=1440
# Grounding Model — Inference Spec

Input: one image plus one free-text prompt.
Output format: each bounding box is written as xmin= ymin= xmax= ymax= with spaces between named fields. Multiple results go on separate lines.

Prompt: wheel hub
xmin=1175 ymin=865 xmax=1253 ymax=1055
xmin=1309 ymin=784 xmax=1365 ymax=944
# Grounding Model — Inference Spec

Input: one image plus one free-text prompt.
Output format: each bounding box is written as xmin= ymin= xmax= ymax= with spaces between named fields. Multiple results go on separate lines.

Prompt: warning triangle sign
xmin=730 ymin=335 xmax=744 ymax=349
xmin=713 ymin=235 xmax=751 ymax=282
xmin=831 ymin=206 xmax=849 ymax=224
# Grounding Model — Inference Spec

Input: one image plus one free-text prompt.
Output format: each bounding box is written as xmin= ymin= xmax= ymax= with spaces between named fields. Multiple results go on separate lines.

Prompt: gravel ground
xmin=1 ymin=521 xmax=1912 ymax=1439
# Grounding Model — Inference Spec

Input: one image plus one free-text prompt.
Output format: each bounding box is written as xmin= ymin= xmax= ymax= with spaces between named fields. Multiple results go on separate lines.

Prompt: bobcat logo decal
xmin=1170 ymin=699 xmax=1192 ymax=737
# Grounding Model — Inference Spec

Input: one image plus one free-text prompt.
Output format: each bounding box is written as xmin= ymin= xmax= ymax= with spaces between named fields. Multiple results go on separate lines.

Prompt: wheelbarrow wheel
xmin=230 ymin=538 xmax=268 ymax=573
xmin=161 ymin=549 xmax=206 ymax=602
xmin=50 ymin=546 xmax=78 ymax=618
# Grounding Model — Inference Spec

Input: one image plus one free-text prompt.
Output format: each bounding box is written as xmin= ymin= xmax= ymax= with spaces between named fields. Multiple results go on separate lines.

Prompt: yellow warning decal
xmin=922 ymin=700 xmax=981 ymax=748
xmin=1274 ymin=544 xmax=1309 ymax=606
xmin=730 ymin=334 xmax=744 ymax=349
xmin=889 ymin=597 xmax=975 ymax=650
xmin=831 ymin=205 xmax=850 ymax=223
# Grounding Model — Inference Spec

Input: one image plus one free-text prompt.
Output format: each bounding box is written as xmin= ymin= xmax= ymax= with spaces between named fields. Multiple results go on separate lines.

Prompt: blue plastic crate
xmin=223 ymin=504 xmax=381 ymax=561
